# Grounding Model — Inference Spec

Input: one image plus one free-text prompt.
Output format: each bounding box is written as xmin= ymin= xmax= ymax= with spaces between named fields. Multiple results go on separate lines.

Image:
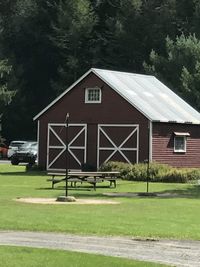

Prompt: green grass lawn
xmin=0 ymin=246 xmax=168 ymax=267
xmin=0 ymin=164 xmax=200 ymax=240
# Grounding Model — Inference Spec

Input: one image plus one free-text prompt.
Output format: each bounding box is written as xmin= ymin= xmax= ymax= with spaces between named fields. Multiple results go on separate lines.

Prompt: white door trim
xmin=97 ymin=124 xmax=139 ymax=168
xmin=47 ymin=123 xmax=87 ymax=171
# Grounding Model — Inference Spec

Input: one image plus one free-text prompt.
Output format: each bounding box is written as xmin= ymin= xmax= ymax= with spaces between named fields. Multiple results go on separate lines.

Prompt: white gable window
xmin=85 ymin=87 xmax=101 ymax=103
xmin=174 ymin=132 xmax=190 ymax=153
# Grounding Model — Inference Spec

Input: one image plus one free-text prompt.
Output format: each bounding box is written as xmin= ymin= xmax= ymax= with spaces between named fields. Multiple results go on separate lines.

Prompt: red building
xmin=34 ymin=68 xmax=200 ymax=171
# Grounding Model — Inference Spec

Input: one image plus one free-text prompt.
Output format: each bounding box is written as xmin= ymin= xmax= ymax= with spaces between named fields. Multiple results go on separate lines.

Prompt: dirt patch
xmin=15 ymin=197 xmax=120 ymax=205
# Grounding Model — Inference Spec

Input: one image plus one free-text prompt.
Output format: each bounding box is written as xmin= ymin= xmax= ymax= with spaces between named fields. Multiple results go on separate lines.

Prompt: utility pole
xmin=65 ymin=113 xmax=69 ymax=197
xmin=146 ymin=121 xmax=150 ymax=193
xmin=57 ymin=113 xmax=76 ymax=202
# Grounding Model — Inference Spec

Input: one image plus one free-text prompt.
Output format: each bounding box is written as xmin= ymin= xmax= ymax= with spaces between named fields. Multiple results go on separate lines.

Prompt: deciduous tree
xmin=144 ymin=34 xmax=200 ymax=111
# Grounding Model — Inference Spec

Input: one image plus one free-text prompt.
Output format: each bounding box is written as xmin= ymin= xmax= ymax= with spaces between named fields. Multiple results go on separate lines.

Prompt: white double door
xmin=47 ymin=123 xmax=139 ymax=171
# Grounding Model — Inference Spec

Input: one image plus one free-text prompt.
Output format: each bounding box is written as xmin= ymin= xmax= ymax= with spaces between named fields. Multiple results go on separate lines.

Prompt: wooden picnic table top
xmin=70 ymin=171 xmax=120 ymax=176
xmin=48 ymin=171 xmax=120 ymax=177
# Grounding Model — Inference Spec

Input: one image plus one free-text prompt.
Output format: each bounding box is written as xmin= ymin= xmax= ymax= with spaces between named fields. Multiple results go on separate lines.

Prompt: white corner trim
xmin=37 ymin=120 xmax=40 ymax=164
xmin=149 ymin=121 xmax=152 ymax=162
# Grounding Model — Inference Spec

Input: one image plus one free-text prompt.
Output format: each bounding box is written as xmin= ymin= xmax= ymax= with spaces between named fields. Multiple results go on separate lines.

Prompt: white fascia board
xmin=33 ymin=69 xmax=93 ymax=121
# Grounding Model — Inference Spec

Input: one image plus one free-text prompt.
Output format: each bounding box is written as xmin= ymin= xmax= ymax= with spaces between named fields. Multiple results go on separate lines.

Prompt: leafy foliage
xmin=0 ymin=59 xmax=15 ymax=111
xmin=0 ymin=59 xmax=15 ymax=142
xmin=144 ymin=34 xmax=200 ymax=110
xmin=100 ymin=161 xmax=200 ymax=183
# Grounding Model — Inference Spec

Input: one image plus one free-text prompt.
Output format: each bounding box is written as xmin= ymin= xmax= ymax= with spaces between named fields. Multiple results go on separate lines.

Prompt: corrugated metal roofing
xmin=92 ymin=68 xmax=200 ymax=124
xmin=34 ymin=68 xmax=200 ymax=124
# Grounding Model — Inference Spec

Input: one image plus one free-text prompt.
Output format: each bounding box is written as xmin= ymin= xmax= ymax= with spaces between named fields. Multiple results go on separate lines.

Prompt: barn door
xmin=97 ymin=124 xmax=139 ymax=168
xmin=47 ymin=123 xmax=87 ymax=171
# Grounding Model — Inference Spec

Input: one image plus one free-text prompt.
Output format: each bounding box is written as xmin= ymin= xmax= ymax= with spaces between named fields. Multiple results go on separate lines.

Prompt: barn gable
xmin=34 ymin=68 xmax=200 ymax=125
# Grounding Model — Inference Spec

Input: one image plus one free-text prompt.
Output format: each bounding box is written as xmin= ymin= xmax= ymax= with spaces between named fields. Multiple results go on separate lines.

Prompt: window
xmin=85 ymin=87 xmax=101 ymax=103
xmin=174 ymin=136 xmax=186 ymax=152
xmin=174 ymin=132 xmax=190 ymax=153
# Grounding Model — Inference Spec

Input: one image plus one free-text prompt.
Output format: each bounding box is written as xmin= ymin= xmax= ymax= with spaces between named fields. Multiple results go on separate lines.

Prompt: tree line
xmin=0 ymin=0 xmax=200 ymax=142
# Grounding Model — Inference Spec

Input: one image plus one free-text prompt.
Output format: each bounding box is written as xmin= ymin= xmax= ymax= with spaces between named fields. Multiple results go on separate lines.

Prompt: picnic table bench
xmin=47 ymin=171 xmax=120 ymax=190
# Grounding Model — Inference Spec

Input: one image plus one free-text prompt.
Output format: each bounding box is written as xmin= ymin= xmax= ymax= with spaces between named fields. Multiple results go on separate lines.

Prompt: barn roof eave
xmin=152 ymin=119 xmax=200 ymax=125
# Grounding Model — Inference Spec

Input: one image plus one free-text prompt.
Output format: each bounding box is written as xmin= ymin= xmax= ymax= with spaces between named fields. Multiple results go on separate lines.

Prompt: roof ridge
xmin=92 ymin=68 xmax=154 ymax=78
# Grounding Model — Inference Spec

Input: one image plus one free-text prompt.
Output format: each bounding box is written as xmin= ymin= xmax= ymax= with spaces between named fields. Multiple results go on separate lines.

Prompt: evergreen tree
xmin=50 ymin=0 xmax=97 ymax=93
xmin=0 ymin=0 xmax=59 ymax=140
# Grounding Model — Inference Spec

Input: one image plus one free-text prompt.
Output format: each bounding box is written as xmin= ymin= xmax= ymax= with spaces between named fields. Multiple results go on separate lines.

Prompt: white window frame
xmin=85 ymin=87 xmax=102 ymax=103
xmin=174 ymin=136 xmax=186 ymax=153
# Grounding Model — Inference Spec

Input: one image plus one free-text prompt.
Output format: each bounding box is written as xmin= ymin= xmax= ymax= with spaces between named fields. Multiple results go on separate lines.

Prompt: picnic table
xmin=47 ymin=171 xmax=120 ymax=190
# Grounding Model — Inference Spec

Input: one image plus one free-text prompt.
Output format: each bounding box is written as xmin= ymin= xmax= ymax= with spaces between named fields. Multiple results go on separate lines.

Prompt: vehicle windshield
xmin=9 ymin=142 xmax=26 ymax=148
xmin=30 ymin=143 xmax=38 ymax=150
xmin=20 ymin=142 xmax=37 ymax=150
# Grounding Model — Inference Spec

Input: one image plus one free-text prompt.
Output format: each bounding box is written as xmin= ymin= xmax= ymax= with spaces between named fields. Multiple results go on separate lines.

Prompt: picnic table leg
xmin=109 ymin=179 xmax=116 ymax=188
xmin=73 ymin=181 xmax=77 ymax=187
xmin=52 ymin=175 xmax=55 ymax=189
xmin=94 ymin=177 xmax=96 ymax=191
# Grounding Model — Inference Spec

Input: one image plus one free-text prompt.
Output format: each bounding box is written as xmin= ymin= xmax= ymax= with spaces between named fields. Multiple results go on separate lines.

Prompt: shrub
xmin=100 ymin=161 xmax=132 ymax=179
xmin=99 ymin=161 xmax=200 ymax=183
xmin=26 ymin=164 xmax=45 ymax=172
xmin=162 ymin=169 xmax=188 ymax=183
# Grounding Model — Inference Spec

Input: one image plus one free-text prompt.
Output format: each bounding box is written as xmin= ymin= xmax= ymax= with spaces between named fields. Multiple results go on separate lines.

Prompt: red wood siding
xmin=38 ymin=72 xmax=149 ymax=169
xmin=152 ymin=122 xmax=200 ymax=168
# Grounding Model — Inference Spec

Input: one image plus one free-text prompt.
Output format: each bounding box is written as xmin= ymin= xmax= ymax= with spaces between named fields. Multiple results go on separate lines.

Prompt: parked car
xmin=11 ymin=142 xmax=38 ymax=165
xmin=7 ymin=141 xmax=28 ymax=159
xmin=0 ymin=143 xmax=8 ymax=158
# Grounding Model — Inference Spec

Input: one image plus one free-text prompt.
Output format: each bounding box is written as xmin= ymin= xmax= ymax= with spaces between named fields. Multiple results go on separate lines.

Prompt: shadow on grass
xmin=36 ymin=185 xmax=113 ymax=198
xmin=102 ymin=185 xmax=200 ymax=199
xmin=70 ymin=192 xmax=108 ymax=198
xmin=0 ymin=171 xmax=47 ymax=176
xmin=37 ymin=182 xmax=200 ymax=199
xmin=154 ymin=185 xmax=200 ymax=199
xmin=36 ymin=187 xmax=93 ymax=192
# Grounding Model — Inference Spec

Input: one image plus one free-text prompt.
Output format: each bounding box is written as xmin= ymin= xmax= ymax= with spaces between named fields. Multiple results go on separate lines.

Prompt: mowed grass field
xmin=0 ymin=246 xmax=168 ymax=267
xmin=0 ymin=164 xmax=175 ymax=267
xmin=0 ymin=164 xmax=200 ymax=240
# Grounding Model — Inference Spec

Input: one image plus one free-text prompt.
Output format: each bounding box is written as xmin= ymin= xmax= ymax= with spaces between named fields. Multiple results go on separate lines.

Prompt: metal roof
xmin=93 ymin=68 xmax=200 ymax=124
xmin=34 ymin=68 xmax=200 ymax=124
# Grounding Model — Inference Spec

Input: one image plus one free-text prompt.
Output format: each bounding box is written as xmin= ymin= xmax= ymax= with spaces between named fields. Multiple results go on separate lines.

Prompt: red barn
xmin=34 ymin=68 xmax=200 ymax=171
